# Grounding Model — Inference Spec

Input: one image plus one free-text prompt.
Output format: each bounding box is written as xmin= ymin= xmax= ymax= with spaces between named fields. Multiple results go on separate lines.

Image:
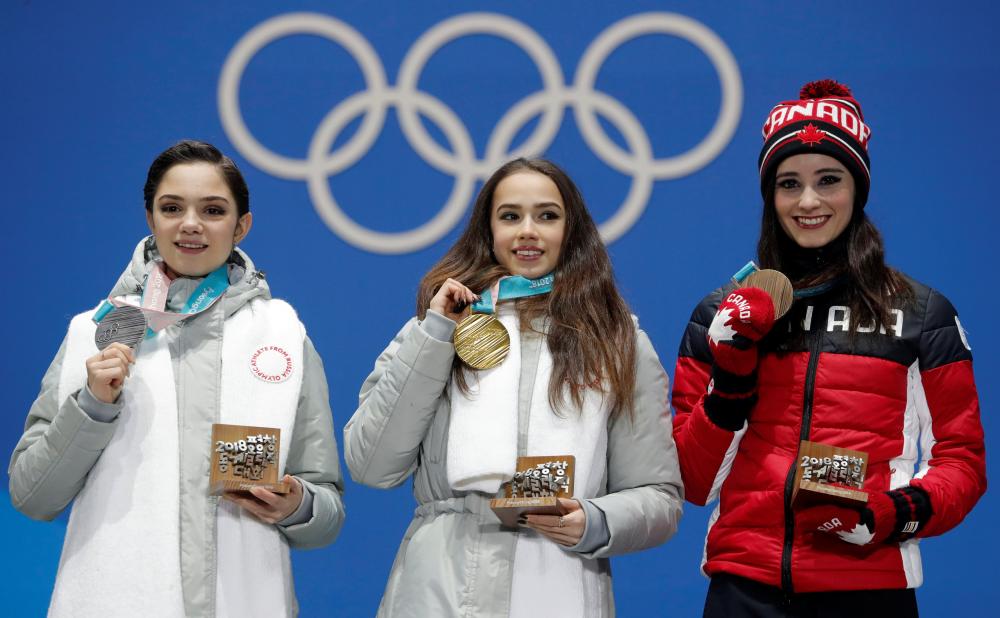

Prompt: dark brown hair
xmin=757 ymin=180 xmax=912 ymax=333
xmin=417 ymin=158 xmax=637 ymax=420
xmin=143 ymin=140 xmax=249 ymax=216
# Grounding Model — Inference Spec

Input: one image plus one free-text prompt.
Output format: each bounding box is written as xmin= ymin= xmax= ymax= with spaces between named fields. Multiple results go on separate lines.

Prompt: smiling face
xmin=490 ymin=171 xmax=566 ymax=279
xmin=773 ymin=153 xmax=855 ymax=249
xmin=146 ymin=162 xmax=252 ymax=277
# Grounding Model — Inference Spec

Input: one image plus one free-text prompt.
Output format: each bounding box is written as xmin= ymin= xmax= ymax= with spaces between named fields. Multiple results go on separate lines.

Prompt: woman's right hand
xmin=85 ymin=342 xmax=135 ymax=404
xmin=707 ymin=287 xmax=775 ymax=376
xmin=429 ymin=278 xmax=479 ymax=322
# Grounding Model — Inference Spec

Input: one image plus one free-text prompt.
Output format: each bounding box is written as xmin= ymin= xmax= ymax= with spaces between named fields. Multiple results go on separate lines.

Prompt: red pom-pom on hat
xmin=799 ymin=79 xmax=852 ymax=100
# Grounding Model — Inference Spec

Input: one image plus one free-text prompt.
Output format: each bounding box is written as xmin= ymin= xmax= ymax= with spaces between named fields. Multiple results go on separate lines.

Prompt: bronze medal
xmin=454 ymin=313 xmax=510 ymax=370
xmin=739 ymin=268 xmax=794 ymax=319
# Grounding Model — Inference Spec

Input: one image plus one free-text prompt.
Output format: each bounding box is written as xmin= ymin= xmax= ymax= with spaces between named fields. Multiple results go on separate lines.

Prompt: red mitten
xmin=707 ymin=287 xmax=775 ymax=376
xmin=797 ymin=488 xmax=930 ymax=546
xmin=701 ymin=287 xmax=776 ymax=430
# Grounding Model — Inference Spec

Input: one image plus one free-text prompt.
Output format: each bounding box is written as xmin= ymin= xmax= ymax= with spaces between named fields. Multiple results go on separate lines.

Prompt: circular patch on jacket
xmin=250 ymin=346 xmax=294 ymax=383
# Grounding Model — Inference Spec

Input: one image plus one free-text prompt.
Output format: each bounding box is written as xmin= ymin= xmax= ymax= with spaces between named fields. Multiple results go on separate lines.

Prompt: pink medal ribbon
xmin=96 ymin=261 xmax=230 ymax=333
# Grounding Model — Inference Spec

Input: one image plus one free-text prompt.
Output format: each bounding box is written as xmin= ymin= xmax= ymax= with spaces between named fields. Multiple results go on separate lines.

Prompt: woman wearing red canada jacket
xmin=672 ymin=80 xmax=986 ymax=616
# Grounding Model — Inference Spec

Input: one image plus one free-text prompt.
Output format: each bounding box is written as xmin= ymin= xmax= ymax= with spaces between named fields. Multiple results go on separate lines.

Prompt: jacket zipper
xmin=780 ymin=330 xmax=823 ymax=593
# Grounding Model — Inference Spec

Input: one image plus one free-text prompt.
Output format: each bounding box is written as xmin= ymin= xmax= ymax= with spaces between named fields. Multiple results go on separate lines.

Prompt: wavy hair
xmin=417 ymin=158 xmax=637 ymax=420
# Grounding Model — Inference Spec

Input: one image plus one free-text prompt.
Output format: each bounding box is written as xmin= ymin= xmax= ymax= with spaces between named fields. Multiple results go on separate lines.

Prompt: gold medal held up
xmin=452 ymin=274 xmax=553 ymax=370
xmin=454 ymin=313 xmax=510 ymax=370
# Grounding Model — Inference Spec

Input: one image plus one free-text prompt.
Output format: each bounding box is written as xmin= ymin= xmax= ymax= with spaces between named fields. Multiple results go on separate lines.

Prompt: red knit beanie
xmin=758 ymin=79 xmax=871 ymax=207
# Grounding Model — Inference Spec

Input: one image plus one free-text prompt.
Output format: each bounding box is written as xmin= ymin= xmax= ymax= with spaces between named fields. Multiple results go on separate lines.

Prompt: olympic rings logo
xmin=218 ymin=12 xmax=742 ymax=254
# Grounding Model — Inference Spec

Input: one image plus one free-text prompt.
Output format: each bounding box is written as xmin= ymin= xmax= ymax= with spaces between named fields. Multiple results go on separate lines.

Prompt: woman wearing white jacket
xmin=345 ymin=158 xmax=683 ymax=617
xmin=9 ymin=140 xmax=345 ymax=617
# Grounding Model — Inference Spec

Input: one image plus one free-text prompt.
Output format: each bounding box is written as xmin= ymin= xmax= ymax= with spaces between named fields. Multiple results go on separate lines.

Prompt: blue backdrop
xmin=2 ymin=1 xmax=997 ymax=615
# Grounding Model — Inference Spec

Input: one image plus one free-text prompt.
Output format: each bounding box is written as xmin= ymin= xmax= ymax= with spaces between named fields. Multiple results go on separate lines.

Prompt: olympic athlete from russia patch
xmin=250 ymin=345 xmax=294 ymax=383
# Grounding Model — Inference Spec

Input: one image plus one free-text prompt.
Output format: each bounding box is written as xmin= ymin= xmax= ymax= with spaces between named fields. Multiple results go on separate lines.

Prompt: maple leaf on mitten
xmin=707 ymin=287 xmax=775 ymax=376
xmin=797 ymin=492 xmax=897 ymax=546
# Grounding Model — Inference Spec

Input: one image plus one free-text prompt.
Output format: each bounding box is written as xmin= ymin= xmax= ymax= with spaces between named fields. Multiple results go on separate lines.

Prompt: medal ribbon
xmin=731 ymin=261 xmax=759 ymax=284
xmin=471 ymin=273 xmax=554 ymax=314
xmin=93 ymin=262 xmax=230 ymax=332
xmin=731 ymin=260 xmax=842 ymax=299
xmin=793 ymin=277 xmax=844 ymax=298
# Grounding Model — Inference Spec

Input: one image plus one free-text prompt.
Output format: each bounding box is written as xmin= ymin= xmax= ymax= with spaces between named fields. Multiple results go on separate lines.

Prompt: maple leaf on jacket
xmin=797 ymin=123 xmax=826 ymax=146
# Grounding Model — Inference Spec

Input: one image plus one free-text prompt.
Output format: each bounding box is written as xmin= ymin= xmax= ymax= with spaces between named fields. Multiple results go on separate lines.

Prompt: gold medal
xmin=454 ymin=313 xmax=510 ymax=370
xmin=739 ymin=268 xmax=794 ymax=319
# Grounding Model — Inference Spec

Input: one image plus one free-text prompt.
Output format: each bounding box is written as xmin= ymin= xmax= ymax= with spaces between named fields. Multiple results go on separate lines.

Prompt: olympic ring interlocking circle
xmin=218 ymin=12 xmax=742 ymax=254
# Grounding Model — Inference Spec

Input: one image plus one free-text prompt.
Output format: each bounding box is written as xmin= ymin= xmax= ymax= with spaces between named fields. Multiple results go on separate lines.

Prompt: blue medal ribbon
xmin=140 ymin=264 xmax=230 ymax=336
xmin=93 ymin=300 xmax=115 ymax=323
xmin=471 ymin=273 xmax=554 ymax=314
xmin=94 ymin=264 xmax=231 ymax=336
xmin=793 ymin=277 xmax=844 ymax=298
xmin=731 ymin=261 xmax=758 ymax=284
xmin=175 ymin=265 xmax=230 ymax=314
xmin=731 ymin=259 xmax=842 ymax=299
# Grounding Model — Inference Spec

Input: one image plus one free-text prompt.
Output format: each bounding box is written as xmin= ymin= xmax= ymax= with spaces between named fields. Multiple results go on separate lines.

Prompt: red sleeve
xmin=908 ymin=289 xmax=986 ymax=537
xmin=910 ymin=359 xmax=986 ymax=536
xmin=671 ymin=290 xmax=746 ymax=506
xmin=673 ymin=357 xmax=746 ymax=505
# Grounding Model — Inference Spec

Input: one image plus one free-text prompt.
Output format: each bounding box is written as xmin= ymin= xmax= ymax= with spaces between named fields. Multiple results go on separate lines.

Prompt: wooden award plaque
xmin=792 ymin=441 xmax=869 ymax=507
xmin=490 ymin=455 xmax=575 ymax=528
xmin=209 ymin=424 xmax=290 ymax=495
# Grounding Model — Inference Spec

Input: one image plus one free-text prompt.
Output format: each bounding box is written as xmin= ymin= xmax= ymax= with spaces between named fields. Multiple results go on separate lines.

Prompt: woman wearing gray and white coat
xmin=345 ymin=158 xmax=683 ymax=618
xmin=9 ymin=140 xmax=344 ymax=617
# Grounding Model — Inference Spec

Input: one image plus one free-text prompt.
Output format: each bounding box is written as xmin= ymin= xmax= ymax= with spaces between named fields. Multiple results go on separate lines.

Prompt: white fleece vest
xmin=49 ymin=298 xmax=304 ymax=618
xmin=447 ymin=307 xmax=610 ymax=618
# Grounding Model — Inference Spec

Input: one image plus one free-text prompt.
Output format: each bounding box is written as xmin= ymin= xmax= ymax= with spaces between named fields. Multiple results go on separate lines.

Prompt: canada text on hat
xmin=762 ymin=97 xmax=870 ymax=145
xmin=758 ymin=80 xmax=871 ymax=184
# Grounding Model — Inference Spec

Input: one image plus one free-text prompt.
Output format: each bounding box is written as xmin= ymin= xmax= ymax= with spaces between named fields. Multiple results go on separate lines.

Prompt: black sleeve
xmin=677 ymin=286 xmax=728 ymax=362
xmin=918 ymin=287 xmax=973 ymax=370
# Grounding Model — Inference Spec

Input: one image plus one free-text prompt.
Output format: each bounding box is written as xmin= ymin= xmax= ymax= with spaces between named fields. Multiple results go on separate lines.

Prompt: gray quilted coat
xmin=344 ymin=314 xmax=683 ymax=617
xmin=9 ymin=240 xmax=345 ymax=617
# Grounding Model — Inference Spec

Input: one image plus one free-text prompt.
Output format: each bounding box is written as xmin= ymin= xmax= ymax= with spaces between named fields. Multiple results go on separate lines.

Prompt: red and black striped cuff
xmin=711 ymin=364 xmax=758 ymax=396
xmin=704 ymin=365 xmax=758 ymax=431
xmin=886 ymin=486 xmax=932 ymax=542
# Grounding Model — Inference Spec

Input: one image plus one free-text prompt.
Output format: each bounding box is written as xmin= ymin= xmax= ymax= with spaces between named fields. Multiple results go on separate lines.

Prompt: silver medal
xmin=95 ymin=305 xmax=148 ymax=350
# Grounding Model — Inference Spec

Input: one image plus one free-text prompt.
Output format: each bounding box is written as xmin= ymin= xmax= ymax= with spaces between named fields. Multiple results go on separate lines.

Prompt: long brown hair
xmin=417 ymin=158 xmax=637 ymax=420
xmin=757 ymin=182 xmax=912 ymax=333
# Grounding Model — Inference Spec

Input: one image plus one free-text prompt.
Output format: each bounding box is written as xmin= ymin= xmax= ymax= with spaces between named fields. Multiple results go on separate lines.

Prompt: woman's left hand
xmin=223 ymin=474 xmax=303 ymax=524
xmin=522 ymin=498 xmax=586 ymax=547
